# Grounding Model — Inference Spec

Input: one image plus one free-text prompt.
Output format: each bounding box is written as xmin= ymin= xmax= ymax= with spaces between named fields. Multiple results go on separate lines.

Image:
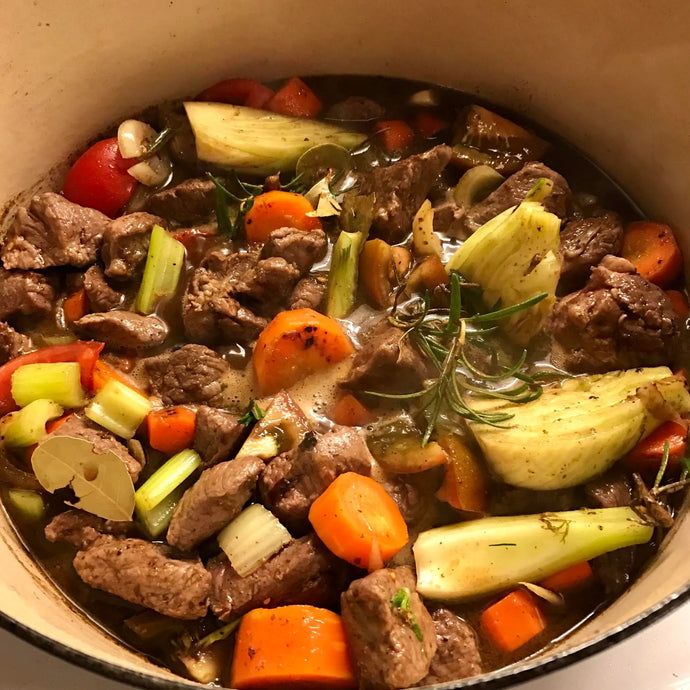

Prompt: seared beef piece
xmin=74 ymin=311 xmax=168 ymax=351
xmin=0 ymin=444 xmax=41 ymax=490
xmin=559 ymin=213 xmax=624 ymax=291
xmin=45 ymin=509 xmax=133 ymax=549
xmin=342 ymin=320 xmax=434 ymax=394
xmin=73 ymin=535 xmax=211 ymax=619
xmin=193 ymin=406 xmax=246 ymax=468
xmin=0 ymin=267 xmax=56 ymax=322
xmin=262 ymin=173 xmax=281 ymax=192
xmin=491 ymin=486 xmax=581 ymax=516
xmin=0 ymin=321 xmax=33 ymax=364
xmin=208 ymin=534 xmax=345 ymax=621
xmin=236 ymin=257 xmax=300 ymax=303
xmin=102 ymin=212 xmax=161 ymax=279
xmin=585 ymin=471 xmax=632 ymax=509
xmin=341 ymin=567 xmax=437 ymax=689
xmin=420 ymin=608 xmax=483 ymax=684
xmin=51 ymin=415 xmax=143 ymax=482
xmin=158 ymin=103 xmax=198 ymax=167
xmin=2 ymin=192 xmax=109 ymax=269
xmin=460 ymin=162 xmax=572 ymax=234
xmin=261 ymin=227 xmax=328 ymax=275
xmin=432 ymin=199 xmax=466 ymax=238
xmin=326 ymin=96 xmax=385 ymax=121
xmin=83 ymin=265 xmax=125 ymax=311
xmin=260 ymin=426 xmax=374 ymax=534
xmin=549 ymin=255 xmax=679 ymax=373
xmin=289 ymin=276 xmax=326 ymax=310
xmin=380 ymin=473 xmax=431 ymax=526
xmin=144 ymin=178 xmax=215 ymax=225
xmin=167 ymin=455 xmax=264 ymax=551
xmin=145 ymin=344 xmax=230 ymax=407
xmin=357 ymin=145 xmax=453 ymax=244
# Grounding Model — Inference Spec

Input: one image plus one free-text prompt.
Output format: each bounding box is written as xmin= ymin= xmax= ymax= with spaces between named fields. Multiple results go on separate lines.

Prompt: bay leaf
xmin=31 ymin=435 xmax=135 ymax=521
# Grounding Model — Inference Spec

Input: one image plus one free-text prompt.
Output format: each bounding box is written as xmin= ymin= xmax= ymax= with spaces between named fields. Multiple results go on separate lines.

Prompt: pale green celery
xmin=7 ymin=489 xmax=45 ymax=521
xmin=414 ymin=507 xmax=653 ymax=600
xmin=136 ymin=485 xmax=185 ymax=538
xmin=3 ymin=399 xmax=63 ymax=447
xmin=85 ymin=380 xmax=152 ymax=439
xmin=467 ymin=368 xmax=690 ymax=489
xmin=134 ymin=449 xmax=201 ymax=513
xmin=135 ymin=225 xmax=185 ymax=314
xmin=11 ymin=363 xmax=85 ymax=408
xmin=326 ymin=230 xmax=368 ymax=318
xmin=524 ymin=177 xmax=554 ymax=202
xmin=452 ymin=165 xmax=504 ymax=207
xmin=446 ymin=200 xmax=561 ymax=344
xmin=184 ymin=102 xmax=366 ymax=175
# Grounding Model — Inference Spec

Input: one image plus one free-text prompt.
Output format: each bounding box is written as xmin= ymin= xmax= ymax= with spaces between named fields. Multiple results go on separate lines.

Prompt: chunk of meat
xmin=432 ymin=199 xmax=466 ymax=238
xmin=193 ymin=406 xmax=246 ymax=468
xmin=419 ymin=608 xmax=482 ymax=684
xmin=357 ymin=145 xmax=453 ymax=244
xmin=289 ymin=276 xmax=326 ymax=310
xmin=73 ymin=535 xmax=210 ymax=619
xmin=44 ymin=509 xmax=133 ymax=549
xmin=341 ymin=567 xmax=437 ymax=690
xmin=102 ymin=212 xmax=161 ymax=279
xmin=208 ymin=534 xmax=345 ymax=621
xmin=236 ymin=257 xmax=300 ymax=303
xmin=460 ymin=162 xmax=572 ymax=234
xmin=83 ymin=265 xmax=125 ymax=312
xmin=0 ymin=267 xmax=56 ymax=322
xmin=559 ymin=212 xmax=624 ymax=291
xmin=144 ymin=344 xmax=230 ymax=407
xmin=2 ymin=192 xmax=110 ymax=269
xmin=167 ymin=455 xmax=264 ymax=551
xmin=158 ymin=103 xmax=198 ymax=167
xmin=490 ymin=486 xmax=581 ymax=516
xmin=0 ymin=321 xmax=33 ymax=364
xmin=326 ymin=96 xmax=385 ymax=121
xmin=550 ymin=255 xmax=679 ymax=373
xmin=585 ymin=471 xmax=632 ymax=509
xmin=144 ymin=178 xmax=215 ymax=225
xmin=341 ymin=321 xmax=435 ymax=394
xmin=0 ymin=443 xmax=41 ymax=490
xmin=259 ymin=426 xmax=374 ymax=532
xmin=74 ymin=311 xmax=168 ymax=351
xmin=262 ymin=173 xmax=282 ymax=193
xmin=261 ymin=227 xmax=328 ymax=275
xmin=51 ymin=415 xmax=143 ymax=482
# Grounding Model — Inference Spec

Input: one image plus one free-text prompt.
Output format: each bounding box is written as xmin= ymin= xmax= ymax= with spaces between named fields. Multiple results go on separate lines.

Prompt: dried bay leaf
xmin=31 ymin=435 xmax=135 ymax=521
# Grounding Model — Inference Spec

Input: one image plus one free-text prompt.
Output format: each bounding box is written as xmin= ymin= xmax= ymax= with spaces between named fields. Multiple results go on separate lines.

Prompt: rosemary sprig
xmin=142 ymin=127 xmax=176 ymax=159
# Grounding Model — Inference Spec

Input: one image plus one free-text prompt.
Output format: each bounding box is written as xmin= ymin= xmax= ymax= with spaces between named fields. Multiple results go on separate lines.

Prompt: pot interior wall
xmin=1 ymin=0 xmax=689 ymax=687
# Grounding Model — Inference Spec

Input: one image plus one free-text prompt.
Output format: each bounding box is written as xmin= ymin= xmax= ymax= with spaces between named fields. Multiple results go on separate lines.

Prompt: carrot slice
xmin=244 ymin=190 xmax=322 ymax=244
xmin=253 ymin=308 xmax=353 ymax=395
xmin=45 ymin=413 xmax=75 ymax=435
xmin=92 ymin=359 xmax=142 ymax=393
xmin=622 ymin=221 xmax=683 ymax=288
xmin=267 ymin=77 xmax=322 ymax=118
xmin=623 ymin=420 xmax=688 ymax=472
xmin=231 ymin=605 xmax=356 ymax=689
xmin=435 ymin=435 xmax=488 ymax=513
xmin=539 ymin=561 xmax=594 ymax=592
xmin=329 ymin=393 xmax=375 ymax=427
xmin=414 ymin=112 xmax=448 ymax=139
xmin=666 ymin=289 xmax=690 ymax=319
xmin=480 ymin=590 xmax=546 ymax=653
xmin=147 ymin=407 xmax=197 ymax=456
xmin=308 ymin=472 xmax=408 ymax=570
xmin=374 ymin=119 xmax=415 ymax=154
xmin=63 ymin=288 xmax=89 ymax=323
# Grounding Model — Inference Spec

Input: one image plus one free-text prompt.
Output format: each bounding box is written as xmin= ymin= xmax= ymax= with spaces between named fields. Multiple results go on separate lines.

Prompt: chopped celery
xmin=85 ymin=380 xmax=152 ymax=439
xmin=525 ymin=177 xmax=554 ymax=203
xmin=446 ymin=200 xmax=561 ymax=344
xmin=414 ymin=507 xmax=653 ymax=600
xmin=218 ymin=504 xmax=291 ymax=577
xmin=6 ymin=489 xmax=45 ymax=521
xmin=452 ymin=165 xmax=504 ymax=207
xmin=135 ymin=224 xmax=185 ymax=314
xmin=184 ymin=102 xmax=366 ymax=175
xmin=3 ymin=399 xmax=63 ymax=447
xmin=467 ymin=368 xmax=690 ymax=490
xmin=11 ymin=362 xmax=85 ymax=408
xmin=134 ymin=448 xmax=201 ymax=513
xmin=136 ymin=485 xmax=184 ymax=538
xmin=326 ymin=230 xmax=368 ymax=318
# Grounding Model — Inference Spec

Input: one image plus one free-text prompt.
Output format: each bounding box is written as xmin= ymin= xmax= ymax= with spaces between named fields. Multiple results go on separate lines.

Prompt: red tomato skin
xmin=197 ymin=78 xmax=274 ymax=109
xmin=62 ymin=137 xmax=137 ymax=217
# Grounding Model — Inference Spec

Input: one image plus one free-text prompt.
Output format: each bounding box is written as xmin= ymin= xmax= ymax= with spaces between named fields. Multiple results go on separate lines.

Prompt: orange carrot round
xmin=253 ymin=308 xmax=353 ymax=394
xmin=92 ymin=359 xmax=142 ymax=393
xmin=329 ymin=393 xmax=375 ymax=427
xmin=243 ymin=190 xmax=322 ymax=244
xmin=147 ymin=406 xmax=197 ymax=456
xmin=480 ymin=589 xmax=546 ymax=653
xmin=374 ymin=119 xmax=414 ymax=154
xmin=539 ymin=561 xmax=594 ymax=592
xmin=231 ymin=605 xmax=356 ymax=689
xmin=414 ymin=112 xmax=448 ymax=139
xmin=308 ymin=472 xmax=408 ymax=570
xmin=63 ymin=288 xmax=89 ymax=323
xmin=622 ymin=221 xmax=683 ymax=288
xmin=666 ymin=289 xmax=690 ymax=319
xmin=267 ymin=77 xmax=323 ymax=118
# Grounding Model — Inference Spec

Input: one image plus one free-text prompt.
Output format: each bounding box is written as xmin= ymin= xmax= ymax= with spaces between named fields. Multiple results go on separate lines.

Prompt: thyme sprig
xmin=367 ymin=272 xmax=546 ymax=444
xmin=142 ymin=127 xmax=176 ymax=159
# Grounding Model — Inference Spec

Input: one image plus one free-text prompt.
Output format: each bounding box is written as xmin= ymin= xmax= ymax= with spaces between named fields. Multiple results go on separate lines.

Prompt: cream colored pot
xmin=0 ymin=1 xmax=689 ymax=688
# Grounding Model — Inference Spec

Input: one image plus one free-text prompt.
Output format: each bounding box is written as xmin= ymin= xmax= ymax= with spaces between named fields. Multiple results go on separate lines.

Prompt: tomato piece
xmin=197 ymin=77 xmax=274 ymax=109
xmin=267 ymin=78 xmax=322 ymax=118
xmin=63 ymin=137 xmax=137 ymax=217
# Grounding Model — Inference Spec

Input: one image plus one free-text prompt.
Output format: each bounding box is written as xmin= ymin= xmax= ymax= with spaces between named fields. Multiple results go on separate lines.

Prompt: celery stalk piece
xmin=85 ymin=380 xmax=152 ymax=439
xmin=326 ymin=230 xmax=368 ymax=318
xmin=452 ymin=165 xmax=504 ymax=207
xmin=3 ymin=399 xmax=63 ymax=447
xmin=11 ymin=362 xmax=85 ymax=408
xmin=414 ymin=507 xmax=653 ymax=601
xmin=446 ymin=200 xmax=561 ymax=344
xmin=136 ymin=485 xmax=184 ymax=538
xmin=135 ymin=224 xmax=185 ymax=314
xmin=467 ymin=367 xmax=690 ymax=489
xmin=218 ymin=504 xmax=292 ymax=577
xmin=184 ymin=102 xmax=366 ymax=175
xmin=6 ymin=489 xmax=46 ymax=521
xmin=134 ymin=448 xmax=202 ymax=513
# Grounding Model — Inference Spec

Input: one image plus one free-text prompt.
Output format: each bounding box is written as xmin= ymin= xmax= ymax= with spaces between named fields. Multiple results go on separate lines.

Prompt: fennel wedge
xmin=466 ymin=367 xmax=690 ymax=490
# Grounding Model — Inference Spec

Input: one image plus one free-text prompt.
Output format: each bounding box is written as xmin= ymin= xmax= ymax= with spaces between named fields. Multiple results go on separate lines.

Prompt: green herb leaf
xmin=142 ymin=127 xmax=176 ymax=159
xmin=239 ymin=399 xmax=265 ymax=426
xmin=391 ymin=587 xmax=424 ymax=642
